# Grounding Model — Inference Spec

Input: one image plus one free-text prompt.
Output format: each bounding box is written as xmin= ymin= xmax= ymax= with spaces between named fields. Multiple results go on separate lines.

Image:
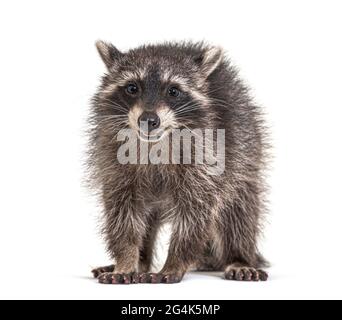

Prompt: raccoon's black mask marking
xmin=93 ymin=41 xmax=226 ymax=134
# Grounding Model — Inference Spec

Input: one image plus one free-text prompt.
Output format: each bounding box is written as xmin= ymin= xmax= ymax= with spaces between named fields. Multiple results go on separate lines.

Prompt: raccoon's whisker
xmin=174 ymin=106 xmax=202 ymax=116
xmin=99 ymin=103 xmax=129 ymax=113
xmin=95 ymin=116 xmax=128 ymax=124
xmin=175 ymin=101 xmax=201 ymax=110
xmin=99 ymin=105 xmax=128 ymax=113
xmin=175 ymin=103 xmax=202 ymax=111
xmin=208 ymin=97 xmax=235 ymax=109
xmin=100 ymin=99 xmax=130 ymax=111
xmin=100 ymin=100 xmax=127 ymax=107
xmin=173 ymin=109 xmax=201 ymax=117
xmin=172 ymin=100 xmax=202 ymax=113
xmin=96 ymin=115 xmax=127 ymax=119
xmin=174 ymin=100 xmax=195 ymax=110
xmin=97 ymin=114 xmax=127 ymax=118
xmin=96 ymin=118 xmax=129 ymax=129
xmin=174 ymin=103 xmax=202 ymax=115
xmin=101 ymin=98 xmax=128 ymax=107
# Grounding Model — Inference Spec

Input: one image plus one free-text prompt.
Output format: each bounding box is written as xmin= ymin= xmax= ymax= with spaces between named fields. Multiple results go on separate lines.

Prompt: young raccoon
xmin=88 ymin=41 xmax=269 ymax=284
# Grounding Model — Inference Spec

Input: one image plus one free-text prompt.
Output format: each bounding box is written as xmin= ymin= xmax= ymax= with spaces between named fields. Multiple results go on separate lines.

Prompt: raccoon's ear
xmin=195 ymin=46 xmax=223 ymax=78
xmin=95 ymin=40 xmax=123 ymax=69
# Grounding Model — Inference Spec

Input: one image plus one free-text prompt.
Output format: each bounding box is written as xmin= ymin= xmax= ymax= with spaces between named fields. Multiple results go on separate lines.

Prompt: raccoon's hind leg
xmin=220 ymin=199 xmax=269 ymax=282
xmin=195 ymin=241 xmax=221 ymax=272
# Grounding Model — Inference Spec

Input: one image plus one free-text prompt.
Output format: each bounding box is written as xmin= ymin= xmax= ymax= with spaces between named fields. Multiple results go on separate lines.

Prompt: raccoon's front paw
xmin=224 ymin=265 xmax=268 ymax=281
xmin=91 ymin=264 xmax=115 ymax=278
xmin=98 ymin=272 xmax=134 ymax=284
xmin=136 ymin=272 xmax=183 ymax=284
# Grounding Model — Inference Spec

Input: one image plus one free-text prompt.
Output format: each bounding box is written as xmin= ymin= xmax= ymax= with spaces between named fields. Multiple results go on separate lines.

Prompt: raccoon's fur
xmin=88 ymin=41 xmax=269 ymax=284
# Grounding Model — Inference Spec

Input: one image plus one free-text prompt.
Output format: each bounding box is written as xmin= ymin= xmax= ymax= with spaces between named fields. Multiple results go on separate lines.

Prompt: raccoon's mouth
xmin=138 ymin=127 xmax=171 ymax=142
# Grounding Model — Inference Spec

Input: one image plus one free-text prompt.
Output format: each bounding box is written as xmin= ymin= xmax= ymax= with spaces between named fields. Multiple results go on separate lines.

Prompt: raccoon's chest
xmin=144 ymin=170 xmax=169 ymax=200
xmin=138 ymin=165 xmax=174 ymax=211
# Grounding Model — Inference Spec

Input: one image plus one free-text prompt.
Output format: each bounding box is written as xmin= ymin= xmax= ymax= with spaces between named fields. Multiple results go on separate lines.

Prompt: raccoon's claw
xmin=257 ymin=269 xmax=268 ymax=281
xmin=96 ymin=269 xmax=184 ymax=284
xmin=136 ymin=272 xmax=183 ymax=284
xmin=98 ymin=272 xmax=134 ymax=284
xmin=162 ymin=273 xmax=183 ymax=284
xmin=133 ymin=273 xmax=163 ymax=284
xmin=91 ymin=265 xmax=115 ymax=278
xmin=224 ymin=266 xmax=268 ymax=281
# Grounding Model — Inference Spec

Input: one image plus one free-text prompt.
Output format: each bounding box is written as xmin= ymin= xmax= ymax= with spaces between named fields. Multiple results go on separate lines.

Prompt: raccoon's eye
xmin=168 ymin=87 xmax=180 ymax=97
xmin=126 ymin=83 xmax=139 ymax=95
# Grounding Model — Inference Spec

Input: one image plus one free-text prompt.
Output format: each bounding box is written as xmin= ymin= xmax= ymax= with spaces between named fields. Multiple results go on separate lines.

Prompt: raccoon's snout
xmin=138 ymin=112 xmax=160 ymax=132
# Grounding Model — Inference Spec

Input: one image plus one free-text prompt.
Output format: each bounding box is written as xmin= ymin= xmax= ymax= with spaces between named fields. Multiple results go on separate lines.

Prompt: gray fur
xmin=88 ymin=41 xmax=270 ymax=283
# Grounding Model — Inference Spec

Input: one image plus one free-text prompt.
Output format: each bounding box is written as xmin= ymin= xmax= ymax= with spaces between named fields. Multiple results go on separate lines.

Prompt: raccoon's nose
xmin=138 ymin=112 xmax=160 ymax=131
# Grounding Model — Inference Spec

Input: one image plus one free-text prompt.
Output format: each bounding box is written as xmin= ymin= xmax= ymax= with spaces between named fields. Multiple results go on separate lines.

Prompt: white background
xmin=0 ymin=0 xmax=341 ymax=300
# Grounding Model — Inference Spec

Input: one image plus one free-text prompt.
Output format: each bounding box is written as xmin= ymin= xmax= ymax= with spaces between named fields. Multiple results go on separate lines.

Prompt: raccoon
xmin=88 ymin=41 xmax=269 ymax=284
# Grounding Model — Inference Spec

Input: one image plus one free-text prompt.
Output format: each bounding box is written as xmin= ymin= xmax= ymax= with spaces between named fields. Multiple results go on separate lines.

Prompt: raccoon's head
xmin=94 ymin=41 xmax=224 ymax=141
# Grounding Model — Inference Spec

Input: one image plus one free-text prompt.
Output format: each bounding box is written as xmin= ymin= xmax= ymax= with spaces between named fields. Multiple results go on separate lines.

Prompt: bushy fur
xmin=88 ymin=41 xmax=270 ymax=284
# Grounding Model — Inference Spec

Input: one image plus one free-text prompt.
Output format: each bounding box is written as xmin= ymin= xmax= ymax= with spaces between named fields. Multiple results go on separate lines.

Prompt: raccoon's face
xmin=95 ymin=41 xmax=223 ymax=141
